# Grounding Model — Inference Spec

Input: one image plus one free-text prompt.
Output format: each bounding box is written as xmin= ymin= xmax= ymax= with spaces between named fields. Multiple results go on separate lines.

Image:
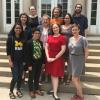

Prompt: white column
xmin=67 ymin=0 xmax=73 ymax=14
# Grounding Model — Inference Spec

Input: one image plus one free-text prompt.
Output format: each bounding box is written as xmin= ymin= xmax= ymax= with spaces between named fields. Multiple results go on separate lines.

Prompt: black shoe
xmin=52 ymin=94 xmax=60 ymax=100
xmin=47 ymin=90 xmax=53 ymax=95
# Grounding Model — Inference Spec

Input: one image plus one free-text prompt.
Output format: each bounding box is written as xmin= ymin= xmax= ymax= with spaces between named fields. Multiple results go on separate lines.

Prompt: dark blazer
xmin=25 ymin=39 xmax=44 ymax=67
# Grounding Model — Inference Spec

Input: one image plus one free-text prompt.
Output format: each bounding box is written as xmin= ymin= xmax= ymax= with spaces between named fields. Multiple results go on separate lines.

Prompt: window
xmin=58 ymin=0 xmax=68 ymax=17
xmin=41 ymin=0 xmax=51 ymax=17
xmin=14 ymin=0 xmax=20 ymax=22
xmin=6 ymin=0 xmax=11 ymax=24
xmin=91 ymin=0 xmax=97 ymax=25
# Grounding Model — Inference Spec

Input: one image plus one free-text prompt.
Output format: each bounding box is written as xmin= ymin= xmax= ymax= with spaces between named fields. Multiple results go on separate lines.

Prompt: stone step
xmin=89 ymin=49 xmax=100 ymax=56
xmin=85 ymin=63 xmax=100 ymax=72
xmin=0 ymin=52 xmax=7 ymax=59
xmin=41 ymin=82 xmax=100 ymax=95
xmin=88 ymin=44 xmax=100 ymax=50
xmin=0 ymin=66 xmax=100 ymax=82
xmin=86 ymin=56 xmax=100 ymax=64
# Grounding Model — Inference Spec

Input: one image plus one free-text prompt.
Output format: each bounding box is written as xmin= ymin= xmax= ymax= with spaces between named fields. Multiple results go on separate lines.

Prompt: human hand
xmin=28 ymin=66 xmax=32 ymax=71
xmin=47 ymin=58 xmax=56 ymax=62
xmin=9 ymin=60 xmax=13 ymax=68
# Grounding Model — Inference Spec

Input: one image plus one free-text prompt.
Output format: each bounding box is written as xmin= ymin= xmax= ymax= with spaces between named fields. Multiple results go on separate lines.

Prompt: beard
xmin=75 ymin=10 xmax=81 ymax=14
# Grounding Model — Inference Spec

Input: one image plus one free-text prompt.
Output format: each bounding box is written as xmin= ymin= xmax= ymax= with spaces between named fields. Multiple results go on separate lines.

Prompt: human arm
xmin=6 ymin=37 xmax=13 ymax=67
xmin=84 ymin=47 xmax=89 ymax=62
xmin=45 ymin=43 xmax=55 ymax=62
xmin=55 ymin=45 xmax=66 ymax=60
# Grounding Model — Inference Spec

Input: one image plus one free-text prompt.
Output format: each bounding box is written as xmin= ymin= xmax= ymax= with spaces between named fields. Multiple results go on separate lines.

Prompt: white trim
xmin=67 ymin=0 xmax=72 ymax=13
xmin=3 ymin=0 xmax=23 ymax=33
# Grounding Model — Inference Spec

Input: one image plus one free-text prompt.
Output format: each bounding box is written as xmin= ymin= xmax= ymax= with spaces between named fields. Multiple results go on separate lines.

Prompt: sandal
xmin=16 ymin=90 xmax=23 ymax=98
xmin=35 ymin=90 xmax=44 ymax=96
xmin=9 ymin=92 xmax=16 ymax=99
xmin=71 ymin=94 xmax=79 ymax=100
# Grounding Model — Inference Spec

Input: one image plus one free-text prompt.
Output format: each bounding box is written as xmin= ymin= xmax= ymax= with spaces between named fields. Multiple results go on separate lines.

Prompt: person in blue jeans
xmin=6 ymin=22 xmax=25 ymax=99
xmin=25 ymin=29 xmax=44 ymax=98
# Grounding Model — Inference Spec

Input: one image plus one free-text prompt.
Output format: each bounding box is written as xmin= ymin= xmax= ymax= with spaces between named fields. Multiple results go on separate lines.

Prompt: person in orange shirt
xmin=50 ymin=7 xmax=63 ymax=25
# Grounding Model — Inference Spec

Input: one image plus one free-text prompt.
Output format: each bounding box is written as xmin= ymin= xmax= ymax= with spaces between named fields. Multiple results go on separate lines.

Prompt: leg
xmin=72 ymin=76 xmax=83 ymax=98
xmin=51 ymin=75 xmax=59 ymax=99
xmin=28 ymin=65 xmax=36 ymax=98
xmin=34 ymin=61 xmax=44 ymax=96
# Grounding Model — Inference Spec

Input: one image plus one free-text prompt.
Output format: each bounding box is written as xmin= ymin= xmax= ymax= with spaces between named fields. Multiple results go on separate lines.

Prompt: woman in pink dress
xmin=45 ymin=24 xmax=66 ymax=100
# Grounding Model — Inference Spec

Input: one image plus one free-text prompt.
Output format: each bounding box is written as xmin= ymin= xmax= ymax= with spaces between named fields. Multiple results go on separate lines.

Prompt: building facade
xmin=0 ymin=0 xmax=100 ymax=35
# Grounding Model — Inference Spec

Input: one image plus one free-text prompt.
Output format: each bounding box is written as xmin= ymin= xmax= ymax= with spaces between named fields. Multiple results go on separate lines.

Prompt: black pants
xmin=10 ymin=61 xmax=23 ymax=92
xmin=28 ymin=60 xmax=42 ymax=91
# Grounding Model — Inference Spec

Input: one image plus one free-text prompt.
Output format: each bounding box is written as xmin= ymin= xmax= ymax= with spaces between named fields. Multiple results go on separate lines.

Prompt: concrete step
xmin=86 ymin=56 xmax=100 ymax=64
xmin=89 ymin=49 xmax=100 ymax=56
xmin=81 ymin=72 xmax=100 ymax=82
xmin=41 ymin=82 xmax=100 ymax=95
xmin=88 ymin=44 xmax=100 ymax=50
xmin=0 ymin=52 xmax=7 ymax=59
xmin=85 ymin=63 xmax=100 ymax=72
xmin=0 ymin=41 xmax=6 ymax=46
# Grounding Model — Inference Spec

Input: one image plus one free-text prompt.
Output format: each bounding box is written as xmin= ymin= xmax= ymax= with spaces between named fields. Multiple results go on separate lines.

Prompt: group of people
xmin=6 ymin=3 xmax=89 ymax=100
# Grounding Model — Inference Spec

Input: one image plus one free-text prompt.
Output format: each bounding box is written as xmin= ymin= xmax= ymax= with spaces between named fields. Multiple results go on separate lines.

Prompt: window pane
xmin=6 ymin=18 xmax=11 ymax=24
xmin=63 ymin=3 xmax=67 ymax=9
xmin=92 ymin=3 xmax=97 ymax=10
xmin=15 ymin=11 xmax=19 ymax=17
xmin=6 ymin=11 xmax=11 ymax=17
xmin=91 ymin=11 xmax=96 ymax=17
xmin=62 ymin=10 xmax=67 ymax=17
xmin=6 ymin=3 xmax=11 ymax=9
xmin=6 ymin=0 xmax=11 ymax=2
xmin=47 ymin=10 xmax=51 ymax=17
xmin=91 ymin=18 xmax=96 ymax=25
xmin=15 ymin=4 xmax=19 ymax=9
xmin=92 ymin=0 xmax=97 ymax=2
xmin=47 ymin=4 xmax=51 ymax=9
xmin=41 ymin=10 xmax=46 ymax=16
xmin=42 ymin=4 xmax=46 ymax=9
xmin=63 ymin=0 xmax=68 ymax=2
xmin=15 ymin=17 xmax=18 ymax=22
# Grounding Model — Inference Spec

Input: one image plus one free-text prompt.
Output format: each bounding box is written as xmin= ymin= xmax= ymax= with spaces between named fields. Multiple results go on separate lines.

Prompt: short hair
xmin=32 ymin=28 xmax=41 ymax=34
xmin=71 ymin=24 xmax=80 ymax=29
xmin=29 ymin=5 xmax=36 ymax=10
xmin=75 ymin=3 xmax=82 ymax=10
xmin=42 ymin=14 xmax=50 ymax=19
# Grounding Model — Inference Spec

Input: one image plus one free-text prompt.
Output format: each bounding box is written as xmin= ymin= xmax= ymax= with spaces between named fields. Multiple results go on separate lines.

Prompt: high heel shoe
xmin=52 ymin=94 xmax=60 ymax=100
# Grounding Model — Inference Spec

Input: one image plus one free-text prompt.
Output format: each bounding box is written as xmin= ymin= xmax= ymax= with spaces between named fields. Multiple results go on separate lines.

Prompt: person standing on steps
xmin=72 ymin=3 xmax=88 ymax=37
xmin=26 ymin=29 xmax=44 ymax=98
xmin=68 ymin=24 xmax=89 ymax=100
xmin=45 ymin=24 xmax=66 ymax=100
xmin=6 ymin=23 xmax=25 ymax=99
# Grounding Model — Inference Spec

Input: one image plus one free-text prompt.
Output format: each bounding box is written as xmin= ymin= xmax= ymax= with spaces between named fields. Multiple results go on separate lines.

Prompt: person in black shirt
xmin=6 ymin=23 xmax=25 ymax=99
xmin=72 ymin=3 xmax=88 ymax=36
xmin=29 ymin=6 xmax=41 ymax=29
xmin=26 ymin=29 xmax=44 ymax=98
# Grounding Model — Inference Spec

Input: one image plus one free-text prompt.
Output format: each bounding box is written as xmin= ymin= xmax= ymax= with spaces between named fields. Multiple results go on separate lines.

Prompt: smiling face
xmin=20 ymin=15 xmax=28 ymax=24
xmin=75 ymin=4 xmax=82 ymax=14
xmin=72 ymin=25 xmax=80 ymax=36
xmin=64 ymin=14 xmax=71 ymax=24
xmin=29 ymin=6 xmax=36 ymax=16
xmin=14 ymin=24 xmax=22 ymax=35
xmin=42 ymin=15 xmax=50 ymax=26
xmin=52 ymin=24 xmax=60 ymax=34
xmin=32 ymin=31 xmax=41 ymax=40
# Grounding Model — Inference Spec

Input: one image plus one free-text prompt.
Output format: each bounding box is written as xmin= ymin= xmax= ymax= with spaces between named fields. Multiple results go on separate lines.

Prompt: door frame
xmin=2 ymin=0 xmax=23 ymax=33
